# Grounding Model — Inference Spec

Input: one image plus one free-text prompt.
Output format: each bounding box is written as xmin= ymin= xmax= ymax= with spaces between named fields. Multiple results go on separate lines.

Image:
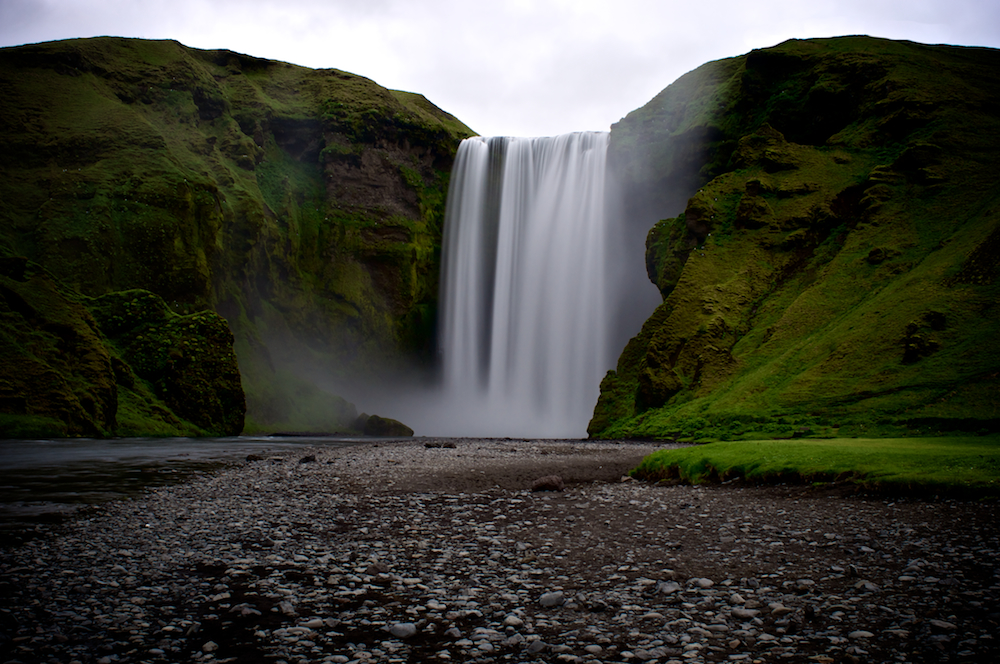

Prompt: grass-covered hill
xmin=0 ymin=37 xmax=474 ymax=437
xmin=591 ymin=36 xmax=1000 ymax=441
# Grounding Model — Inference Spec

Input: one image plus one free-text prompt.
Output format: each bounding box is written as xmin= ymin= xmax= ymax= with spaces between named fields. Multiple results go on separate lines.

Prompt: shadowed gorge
xmin=0 ymin=37 xmax=473 ymax=436
xmin=591 ymin=36 xmax=1000 ymax=440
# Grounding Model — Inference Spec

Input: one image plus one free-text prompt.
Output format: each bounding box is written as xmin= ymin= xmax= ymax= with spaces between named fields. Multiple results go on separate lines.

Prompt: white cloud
xmin=2 ymin=0 xmax=998 ymax=136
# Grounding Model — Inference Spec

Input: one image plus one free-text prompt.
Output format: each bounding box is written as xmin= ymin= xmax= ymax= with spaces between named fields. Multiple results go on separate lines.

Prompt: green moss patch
xmin=632 ymin=436 xmax=1000 ymax=498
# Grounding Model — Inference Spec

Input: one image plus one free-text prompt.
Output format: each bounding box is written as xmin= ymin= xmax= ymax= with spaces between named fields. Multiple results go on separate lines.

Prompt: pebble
xmin=540 ymin=591 xmax=565 ymax=607
xmin=389 ymin=623 xmax=417 ymax=638
xmin=1 ymin=439 xmax=997 ymax=663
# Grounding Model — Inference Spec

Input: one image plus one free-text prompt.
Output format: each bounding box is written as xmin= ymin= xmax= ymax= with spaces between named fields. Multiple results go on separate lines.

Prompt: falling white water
xmin=437 ymin=132 xmax=612 ymax=438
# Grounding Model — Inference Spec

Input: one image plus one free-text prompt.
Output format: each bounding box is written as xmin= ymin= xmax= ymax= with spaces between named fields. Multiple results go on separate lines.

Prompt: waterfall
xmin=438 ymin=132 xmax=612 ymax=438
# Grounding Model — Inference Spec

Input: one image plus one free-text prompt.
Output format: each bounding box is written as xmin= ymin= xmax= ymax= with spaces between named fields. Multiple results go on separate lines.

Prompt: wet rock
xmin=2 ymin=438 xmax=997 ymax=664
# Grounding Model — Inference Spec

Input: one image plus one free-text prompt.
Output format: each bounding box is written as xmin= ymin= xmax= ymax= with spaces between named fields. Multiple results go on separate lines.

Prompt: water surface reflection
xmin=0 ymin=435 xmax=367 ymax=525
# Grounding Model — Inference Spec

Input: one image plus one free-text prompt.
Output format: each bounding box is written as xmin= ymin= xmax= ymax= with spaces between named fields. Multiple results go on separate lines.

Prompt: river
xmin=0 ymin=435 xmax=373 ymax=527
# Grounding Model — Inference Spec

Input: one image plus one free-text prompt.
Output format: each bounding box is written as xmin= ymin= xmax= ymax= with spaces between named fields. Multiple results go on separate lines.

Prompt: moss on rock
xmin=361 ymin=414 xmax=414 ymax=437
xmin=0 ymin=37 xmax=474 ymax=433
xmin=0 ymin=255 xmax=243 ymax=437
xmin=592 ymin=37 xmax=1000 ymax=440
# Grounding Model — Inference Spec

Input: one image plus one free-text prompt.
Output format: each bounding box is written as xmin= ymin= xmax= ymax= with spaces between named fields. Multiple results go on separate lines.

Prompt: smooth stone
xmin=389 ymin=622 xmax=417 ymax=638
xmin=540 ymin=591 xmax=565 ymax=607
xmin=849 ymin=630 xmax=874 ymax=639
xmin=930 ymin=619 xmax=958 ymax=631
xmin=503 ymin=614 xmax=524 ymax=627
xmin=732 ymin=608 xmax=760 ymax=619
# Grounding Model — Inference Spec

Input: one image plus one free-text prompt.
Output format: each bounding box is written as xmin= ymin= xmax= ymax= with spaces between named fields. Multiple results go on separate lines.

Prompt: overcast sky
xmin=2 ymin=0 xmax=998 ymax=137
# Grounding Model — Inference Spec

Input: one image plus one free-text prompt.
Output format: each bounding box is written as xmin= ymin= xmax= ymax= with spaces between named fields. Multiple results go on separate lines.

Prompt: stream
xmin=0 ymin=435 xmax=370 ymax=527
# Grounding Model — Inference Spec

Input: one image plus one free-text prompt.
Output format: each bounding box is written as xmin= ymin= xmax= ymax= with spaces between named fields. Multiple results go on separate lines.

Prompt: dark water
xmin=0 ymin=435 xmax=368 ymax=526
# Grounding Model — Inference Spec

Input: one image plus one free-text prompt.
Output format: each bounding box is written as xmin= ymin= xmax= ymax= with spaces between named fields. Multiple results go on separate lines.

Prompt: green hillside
xmin=0 ymin=37 xmax=473 ymax=436
xmin=591 ymin=37 xmax=1000 ymax=440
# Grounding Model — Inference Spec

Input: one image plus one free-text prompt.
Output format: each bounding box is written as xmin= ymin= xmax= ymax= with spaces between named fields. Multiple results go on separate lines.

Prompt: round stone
xmin=390 ymin=622 xmax=418 ymax=638
xmin=539 ymin=591 xmax=565 ymax=607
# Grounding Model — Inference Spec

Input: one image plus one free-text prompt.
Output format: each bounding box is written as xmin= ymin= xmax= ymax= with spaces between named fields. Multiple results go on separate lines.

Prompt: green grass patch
xmin=0 ymin=413 xmax=69 ymax=438
xmin=632 ymin=436 xmax=1000 ymax=498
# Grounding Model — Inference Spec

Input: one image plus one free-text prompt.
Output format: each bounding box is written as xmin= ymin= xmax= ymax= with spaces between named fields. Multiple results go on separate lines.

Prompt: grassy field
xmin=631 ymin=436 xmax=1000 ymax=498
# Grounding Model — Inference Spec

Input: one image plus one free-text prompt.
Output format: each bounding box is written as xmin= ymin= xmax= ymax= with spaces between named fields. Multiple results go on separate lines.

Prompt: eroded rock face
xmin=592 ymin=36 xmax=1000 ymax=440
xmin=0 ymin=267 xmax=117 ymax=437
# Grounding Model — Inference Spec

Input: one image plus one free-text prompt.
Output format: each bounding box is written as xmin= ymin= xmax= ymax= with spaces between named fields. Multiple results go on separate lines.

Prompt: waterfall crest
xmin=438 ymin=132 xmax=612 ymax=438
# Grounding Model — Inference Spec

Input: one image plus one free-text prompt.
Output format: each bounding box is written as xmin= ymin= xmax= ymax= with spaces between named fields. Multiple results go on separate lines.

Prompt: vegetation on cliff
xmin=0 ymin=256 xmax=243 ymax=437
xmin=591 ymin=37 xmax=1000 ymax=440
xmin=0 ymin=37 xmax=473 ymax=436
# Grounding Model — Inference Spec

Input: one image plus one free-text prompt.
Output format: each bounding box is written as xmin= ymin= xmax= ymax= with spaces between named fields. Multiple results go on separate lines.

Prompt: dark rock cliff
xmin=0 ymin=37 xmax=473 ymax=436
xmin=591 ymin=37 xmax=1000 ymax=440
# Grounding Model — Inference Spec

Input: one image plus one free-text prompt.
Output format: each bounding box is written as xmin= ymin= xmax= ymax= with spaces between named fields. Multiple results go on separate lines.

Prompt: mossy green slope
xmin=591 ymin=37 xmax=1000 ymax=440
xmin=0 ymin=37 xmax=474 ymax=434
xmin=0 ymin=257 xmax=243 ymax=437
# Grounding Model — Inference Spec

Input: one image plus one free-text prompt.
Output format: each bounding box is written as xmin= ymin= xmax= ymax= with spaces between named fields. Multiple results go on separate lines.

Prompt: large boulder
xmin=362 ymin=414 xmax=414 ymax=437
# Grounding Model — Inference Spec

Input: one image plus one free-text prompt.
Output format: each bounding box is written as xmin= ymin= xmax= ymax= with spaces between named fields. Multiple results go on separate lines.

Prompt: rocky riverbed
xmin=1 ymin=439 xmax=998 ymax=664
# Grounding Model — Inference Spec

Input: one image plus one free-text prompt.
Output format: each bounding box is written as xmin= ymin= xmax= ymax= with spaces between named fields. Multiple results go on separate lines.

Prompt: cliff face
xmin=0 ymin=37 xmax=473 ymax=436
xmin=591 ymin=37 xmax=1000 ymax=440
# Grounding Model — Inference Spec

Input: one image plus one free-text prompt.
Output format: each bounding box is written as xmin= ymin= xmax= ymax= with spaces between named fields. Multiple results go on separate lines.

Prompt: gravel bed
xmin=1 ymin=438 xmax=998 ymax=664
